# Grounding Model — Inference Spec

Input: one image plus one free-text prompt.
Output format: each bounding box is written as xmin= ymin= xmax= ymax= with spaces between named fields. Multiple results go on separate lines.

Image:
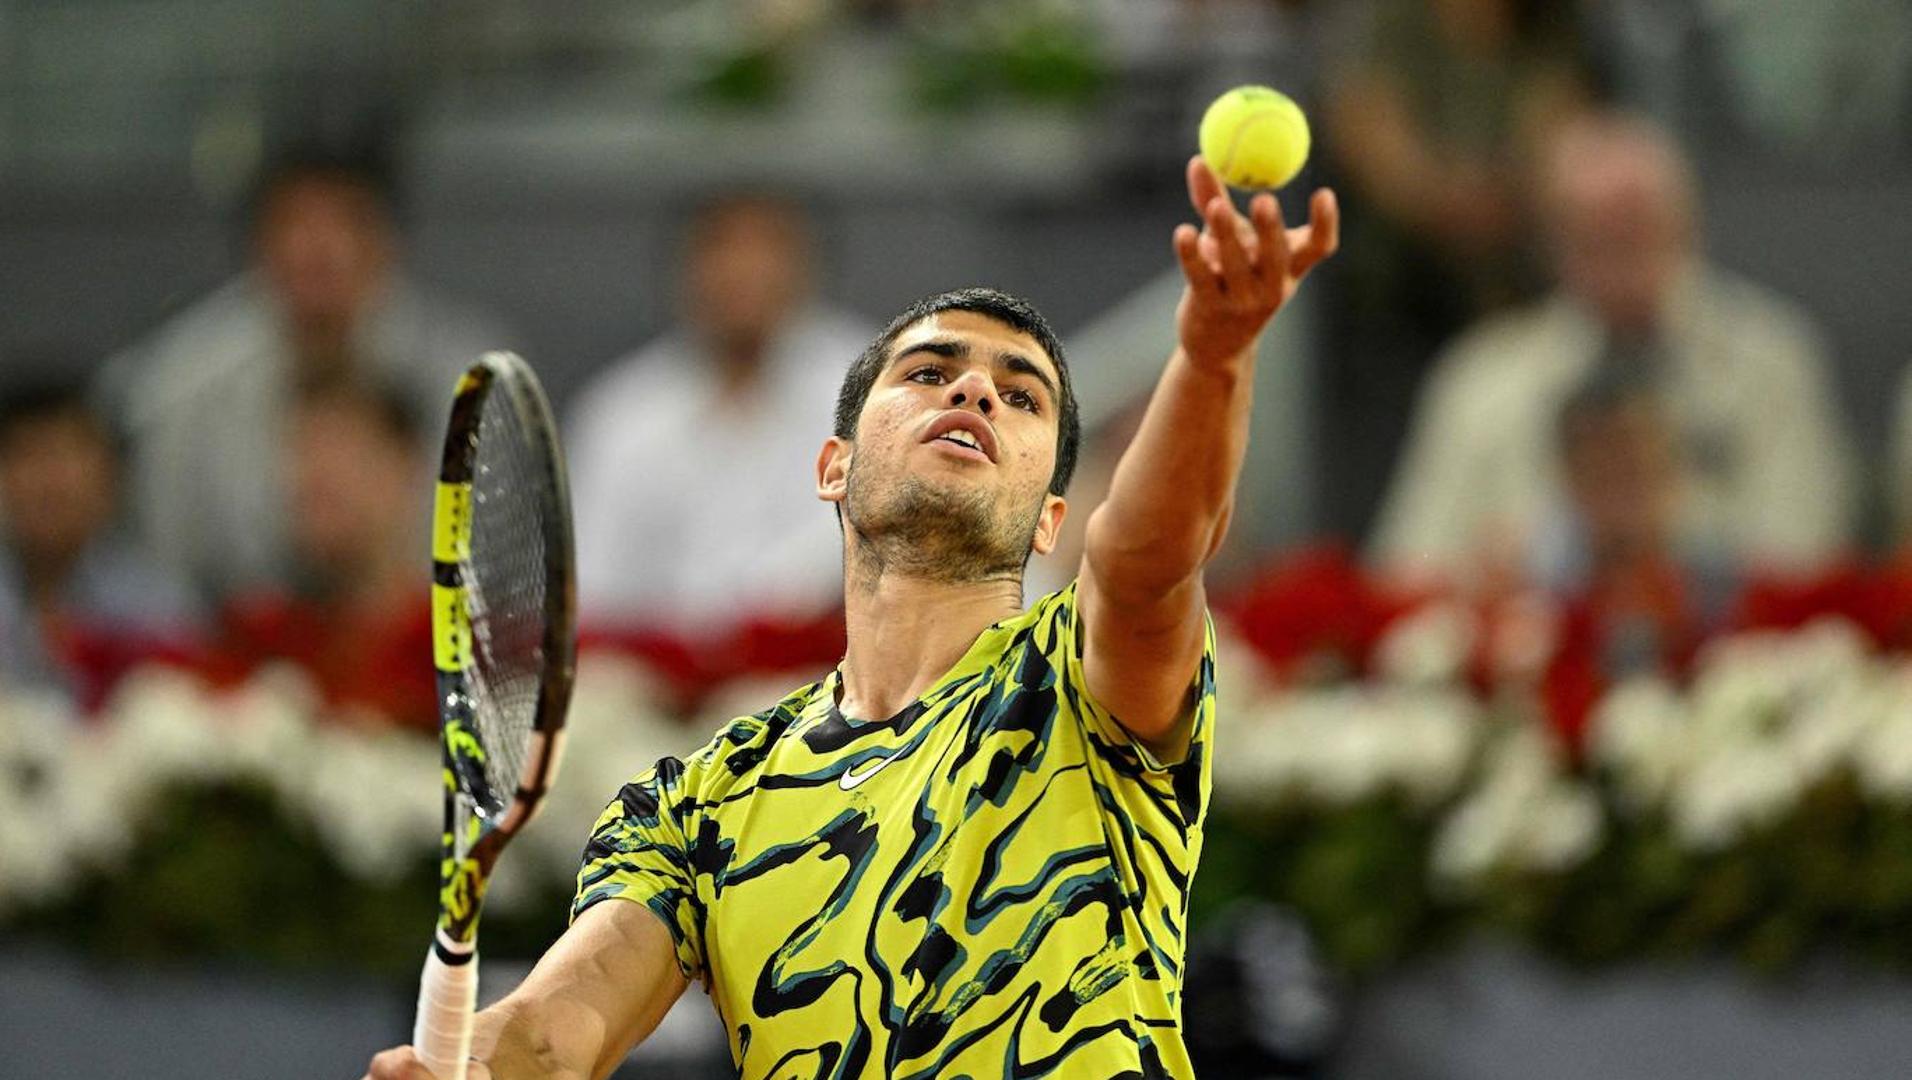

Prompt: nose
xmin=943 ymin=368 xmax=996 ymax=416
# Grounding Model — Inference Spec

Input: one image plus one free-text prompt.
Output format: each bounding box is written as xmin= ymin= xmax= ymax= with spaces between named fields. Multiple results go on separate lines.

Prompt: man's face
xmin=287 ymin=398 xmax=416 ymax=577
xmin=0 ymin=414 xmax=117 ymax=568
xmin=686 ymin=204 xmax=807 ymax=356
xmin=1544 ymin=138 xmax=1690 ymax=336
xmin=823 ymin=311 xmax=1066 ymax=581
xmin=255 ymin=177 xmax=394 ymax=329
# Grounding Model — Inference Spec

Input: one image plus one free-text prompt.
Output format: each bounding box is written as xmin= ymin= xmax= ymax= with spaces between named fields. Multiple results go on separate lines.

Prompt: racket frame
xmin=415 ymin=352 xmax=577 ymax=1080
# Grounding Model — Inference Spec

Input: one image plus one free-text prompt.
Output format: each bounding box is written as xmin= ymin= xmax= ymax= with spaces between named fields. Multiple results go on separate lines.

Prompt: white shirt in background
xmin=566 ymin=308 xmax=868 ymax=637
xmin=1371 ymin=265 xmax=1855 ymax=586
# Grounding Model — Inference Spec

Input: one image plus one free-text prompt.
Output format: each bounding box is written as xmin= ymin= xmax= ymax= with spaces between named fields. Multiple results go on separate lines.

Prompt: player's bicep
xmin=486 ymin=900 xmax=690 ymax=1080
xmin=1075 ymin=559 xmax=1208 ymax=762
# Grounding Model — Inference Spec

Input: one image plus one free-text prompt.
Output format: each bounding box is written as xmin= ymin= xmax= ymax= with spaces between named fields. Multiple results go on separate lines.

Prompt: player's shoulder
xmin=1691 ymin=266 xmax=1828 ymax=363
xmin=566 ymin=335 xmax=701 ymax=432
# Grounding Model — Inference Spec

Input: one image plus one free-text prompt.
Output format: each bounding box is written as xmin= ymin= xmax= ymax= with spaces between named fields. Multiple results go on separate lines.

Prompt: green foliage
xmin=1197 ymin=797 xmax=1460 ymax=977
xmin=688 ymin=46 xmax=789 ymax=108
xmin=907 ymin=3 xmax=1107 ymax=113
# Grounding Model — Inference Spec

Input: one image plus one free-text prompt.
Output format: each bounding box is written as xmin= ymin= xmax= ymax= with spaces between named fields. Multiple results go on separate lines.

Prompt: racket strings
xmin=462 ymin=384 xmax=548 ymax=819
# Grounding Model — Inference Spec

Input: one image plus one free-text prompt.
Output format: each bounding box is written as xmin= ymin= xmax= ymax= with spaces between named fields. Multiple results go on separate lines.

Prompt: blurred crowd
xmin=0 ymin=0 xmax=1908 ymax=753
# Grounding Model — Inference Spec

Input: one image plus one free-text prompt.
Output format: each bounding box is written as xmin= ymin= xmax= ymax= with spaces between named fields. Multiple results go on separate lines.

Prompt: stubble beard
xmin=843 ymin=460 xmax=1041 ymax=587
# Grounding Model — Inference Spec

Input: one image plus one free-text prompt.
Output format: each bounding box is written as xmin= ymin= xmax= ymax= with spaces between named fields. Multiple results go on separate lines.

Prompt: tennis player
xmin=367 ymin=156 xmax=1336 ymax=1080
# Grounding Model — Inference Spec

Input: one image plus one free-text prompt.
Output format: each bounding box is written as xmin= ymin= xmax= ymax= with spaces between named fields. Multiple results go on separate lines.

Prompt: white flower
xmin=1668 ymin=741 xmax=1802 ymax=850
xmin=1587 ymin=676 xmax=1690 ymax=813
xmin=1654 ymin=618 xmax=1881 ymax=846
xmin=1688 ymin=619 xmax=1869 ymax=747
xmin=1215 ymin=685 xmax=1480 ymax=811
xmin=0 ymin=692 xmax=89 ymax=912
xmin=1431 ymin=726 xmax=1602 ymax=890
xmin=297 ymin=724 xmax=440 ymax=883
xmin=1853 ymin=664 xmax=1912 ymax=801
xmin=1373 ymin=602 xmax=1477 ymax=688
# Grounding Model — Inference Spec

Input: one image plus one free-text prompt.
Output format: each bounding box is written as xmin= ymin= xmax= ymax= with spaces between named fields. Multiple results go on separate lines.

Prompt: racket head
xmin=432 ymin=352 xmax=577 ymax=941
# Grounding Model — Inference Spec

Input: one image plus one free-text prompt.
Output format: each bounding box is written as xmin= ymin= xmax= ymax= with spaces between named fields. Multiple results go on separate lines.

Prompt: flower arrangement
xmin=0 ymin=654 xmax=701 ymax=974
xmin=4 ymin=577 xmax=1911 ymax=979
xmin=1202 ymin=600 xmax=1912 ymax=976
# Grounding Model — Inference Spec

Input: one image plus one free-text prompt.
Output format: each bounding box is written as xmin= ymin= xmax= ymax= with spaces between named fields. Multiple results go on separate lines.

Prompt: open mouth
xmin=922 ymin=411 xmax=998 ymax=462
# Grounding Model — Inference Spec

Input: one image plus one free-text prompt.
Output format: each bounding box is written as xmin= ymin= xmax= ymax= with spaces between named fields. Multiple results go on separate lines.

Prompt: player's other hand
xmin=1172 ymin=154 xmax=1339 ymax=367
xmin=363 ymin=1045 xmax=492 ymax=1080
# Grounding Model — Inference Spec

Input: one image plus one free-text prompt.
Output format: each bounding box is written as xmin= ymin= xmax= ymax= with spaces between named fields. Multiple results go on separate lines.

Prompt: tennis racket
xmin=413 ymin=352 xmax=577 ymax=1080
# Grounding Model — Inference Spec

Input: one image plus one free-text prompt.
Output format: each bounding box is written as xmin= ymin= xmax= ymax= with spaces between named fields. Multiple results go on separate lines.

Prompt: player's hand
xmin=363 ymin=1045 xmax=492 ymax=1080
xmin=1172 ymin=154 xmax=1338 ymax=367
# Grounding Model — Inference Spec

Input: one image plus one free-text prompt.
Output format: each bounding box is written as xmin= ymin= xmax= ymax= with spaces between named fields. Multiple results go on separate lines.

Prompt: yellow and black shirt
xmin=574 ymin=583 xmax=1215 ymax=1078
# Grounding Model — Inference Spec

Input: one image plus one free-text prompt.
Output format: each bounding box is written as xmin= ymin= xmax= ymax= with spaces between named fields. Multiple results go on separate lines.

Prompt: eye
xmin=1005 ymin=388 xmax=1040 ymax=413
xmin=907 ymin=366 xmax=946 ymax=385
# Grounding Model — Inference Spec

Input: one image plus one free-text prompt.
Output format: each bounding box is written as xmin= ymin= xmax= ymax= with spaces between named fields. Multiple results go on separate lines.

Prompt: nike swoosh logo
xmin=839 ymin=753 xmax=900 ymax=791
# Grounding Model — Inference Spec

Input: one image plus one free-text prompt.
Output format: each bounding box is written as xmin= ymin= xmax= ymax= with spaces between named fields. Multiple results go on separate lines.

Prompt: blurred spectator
xmin=0 ymin=380 xmax=199 ymax=708
xmin=567 ymin=192 xmax=866 ymax=641
xmin=1550 ymin=371 xmax=1736 ymax=662
xmin=214 ymin=382 xmax=434 ymax=731
xmin=1326 ymin=0 xmax=1587 ymax=316
xmin=1317 ymin=0 xmax=1589 ymax=536
xmin=1372 ymin=113 xmax=1854 ymax=588
xmin=102 ymin=145 xmax=506 ymax=601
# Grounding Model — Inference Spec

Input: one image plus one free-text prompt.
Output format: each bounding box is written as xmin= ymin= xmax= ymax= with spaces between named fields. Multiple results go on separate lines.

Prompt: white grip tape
xmin=414 ymin=944 xmax=478 ymax=1080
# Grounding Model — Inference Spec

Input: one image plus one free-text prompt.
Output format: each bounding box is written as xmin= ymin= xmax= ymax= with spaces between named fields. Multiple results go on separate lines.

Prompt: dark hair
xmin=833 ymin=287 xmax=1081 ymax=496
xmin=295 ymin=376 xmax=424 ymax=449
xmin=245 ymin=143 xmax=398 ymax=233
xmin=0 ymin=378 xmax=110 ymax=448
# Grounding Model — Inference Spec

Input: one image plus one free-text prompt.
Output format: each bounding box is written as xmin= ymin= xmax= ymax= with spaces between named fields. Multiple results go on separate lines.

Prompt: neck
xmin=704 ymin=331 xmax=772 ymax=401
xmin=288 ymin=317 xmax=357 ymax=387
xmin=836 ymin=552 xmax=1023 ymax=722
xmin=14 ymin=545 xmax=81 ymax=609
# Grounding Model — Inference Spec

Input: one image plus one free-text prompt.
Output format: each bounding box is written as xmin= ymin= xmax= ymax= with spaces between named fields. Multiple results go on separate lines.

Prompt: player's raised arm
xmin=364 ymin=901 xmax=689 ymax=1080
xmin=1077 ymin=155 xmax=1338 ymax=757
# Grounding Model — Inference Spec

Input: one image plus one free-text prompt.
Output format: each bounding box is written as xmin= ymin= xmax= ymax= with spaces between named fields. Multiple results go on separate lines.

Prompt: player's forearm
xmin=477 ymin=902 xmax=690 ymax=1080
xmin=1086 ymin=343 xmax=1255 ymax=601
xmin=474 ymin=994 xmax=601 ymax=1080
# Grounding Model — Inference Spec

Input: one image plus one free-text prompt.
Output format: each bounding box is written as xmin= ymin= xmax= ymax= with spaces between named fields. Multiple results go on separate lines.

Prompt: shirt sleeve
xmin=1041 ymin=582 xmax=1216 ymax=832
xmin=572 ymin=755 xmax=707 ymax=983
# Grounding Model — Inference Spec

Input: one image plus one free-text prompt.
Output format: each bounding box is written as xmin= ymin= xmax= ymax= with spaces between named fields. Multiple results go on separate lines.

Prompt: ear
xmin=1028 ymin=493 xmax=1068 ymax=556
xmin=816 ymin=436 xmax=851 ymax=505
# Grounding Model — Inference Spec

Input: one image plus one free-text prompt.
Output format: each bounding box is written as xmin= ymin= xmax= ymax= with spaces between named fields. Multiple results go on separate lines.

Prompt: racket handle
xmin=414 ymin=941 xmax=478 ymax=1080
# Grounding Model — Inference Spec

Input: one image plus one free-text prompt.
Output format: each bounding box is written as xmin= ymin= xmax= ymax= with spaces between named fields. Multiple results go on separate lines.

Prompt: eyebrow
xmin=891 ymin=337 xmax=1061 ymax=406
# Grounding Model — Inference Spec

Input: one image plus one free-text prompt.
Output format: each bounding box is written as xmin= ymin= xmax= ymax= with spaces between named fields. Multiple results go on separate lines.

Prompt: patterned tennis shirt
xmin=573 ymin=582 xmax=1215 ymax=1078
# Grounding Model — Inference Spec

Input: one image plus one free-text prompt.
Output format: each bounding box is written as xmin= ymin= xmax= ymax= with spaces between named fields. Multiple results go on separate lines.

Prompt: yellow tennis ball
xmin=1199 ymin=85 xmax=1310 ymax=190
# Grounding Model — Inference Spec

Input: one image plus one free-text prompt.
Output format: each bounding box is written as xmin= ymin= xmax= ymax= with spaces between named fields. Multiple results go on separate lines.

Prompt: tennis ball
xmin=1199 ymin=85 xmax=1310 ymax=190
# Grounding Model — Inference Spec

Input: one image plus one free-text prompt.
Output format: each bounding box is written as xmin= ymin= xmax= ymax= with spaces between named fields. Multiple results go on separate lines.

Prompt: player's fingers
xmin=1205 ymin=195 xmax=1254 ymax=297
xmin=1186 ymin=155 xmax=1226 ymax=217
xmin=1291 ymin=188 xmax=1341 ymax=278
xmin=365 ymin=1046 xmax=436 ymax=1080
xmin=1250 ymin=193 xmax=1289 ymax=292
xmin=1197 ymin=230 xmax=1225 ymax=278
xmin=1172 ymin=223 xmax=1214 ymax=292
